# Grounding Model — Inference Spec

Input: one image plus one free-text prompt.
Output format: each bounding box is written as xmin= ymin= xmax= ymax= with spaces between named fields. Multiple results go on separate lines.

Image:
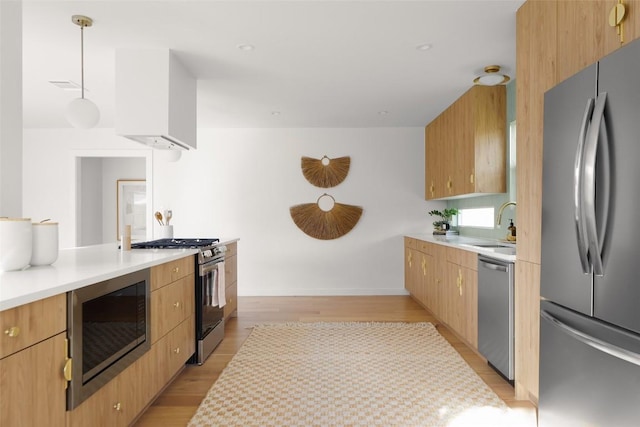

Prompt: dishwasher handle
xmin=479 ymin=261 xmax=508 ymax=272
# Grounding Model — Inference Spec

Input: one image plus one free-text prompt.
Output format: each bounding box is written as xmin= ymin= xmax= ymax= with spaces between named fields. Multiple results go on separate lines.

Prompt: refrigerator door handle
xmin=541 ymin=308 xmax=640 ymax=368
xmin=574 ymin=98 xmax=594 ymax=274
xmin=583 ymin=92 xmax=610 ymax=276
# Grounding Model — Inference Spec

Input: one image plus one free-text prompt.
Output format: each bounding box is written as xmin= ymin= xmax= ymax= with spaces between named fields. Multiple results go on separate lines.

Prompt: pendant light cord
xmin=80 ymin=23 xmax=85 ymax=99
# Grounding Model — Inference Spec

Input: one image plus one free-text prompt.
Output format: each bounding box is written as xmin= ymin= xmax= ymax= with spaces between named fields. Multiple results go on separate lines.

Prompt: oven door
xmin=198 ymin=259 xmax=225 ymax=339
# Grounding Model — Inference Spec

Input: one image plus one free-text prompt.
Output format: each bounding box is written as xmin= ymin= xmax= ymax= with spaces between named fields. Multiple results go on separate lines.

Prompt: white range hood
xmin=115 ymin=49 xmax=196 ymax=150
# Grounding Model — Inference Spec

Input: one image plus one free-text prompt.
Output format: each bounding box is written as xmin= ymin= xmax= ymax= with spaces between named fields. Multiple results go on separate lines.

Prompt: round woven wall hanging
xmin=301 ymin=155 xmax=351 ymax=188
xmin=290 ymin=193 xmax=362 ymax=240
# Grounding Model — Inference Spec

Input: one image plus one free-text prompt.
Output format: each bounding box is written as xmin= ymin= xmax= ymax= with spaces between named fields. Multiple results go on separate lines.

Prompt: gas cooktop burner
xmin=130 ymin=238 xmax=219 ymax=249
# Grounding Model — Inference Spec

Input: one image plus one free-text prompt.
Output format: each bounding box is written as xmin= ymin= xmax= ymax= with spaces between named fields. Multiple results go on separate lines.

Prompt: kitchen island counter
xmin=0 ymin=244 xmax=198 ymax=311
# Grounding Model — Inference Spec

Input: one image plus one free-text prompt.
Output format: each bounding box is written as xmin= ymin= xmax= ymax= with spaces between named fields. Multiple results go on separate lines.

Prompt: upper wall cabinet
xmin=425 ymin=85 xmax=506 ymax=200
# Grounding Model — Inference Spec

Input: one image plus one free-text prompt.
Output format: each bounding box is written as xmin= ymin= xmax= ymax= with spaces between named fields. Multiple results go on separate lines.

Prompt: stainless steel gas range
xmin=131 ymin=238 xmax=226 ymax=365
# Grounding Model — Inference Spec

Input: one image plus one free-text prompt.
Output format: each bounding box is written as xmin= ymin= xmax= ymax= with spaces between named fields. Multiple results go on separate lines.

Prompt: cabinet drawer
xmin=404 ymin=237 xmax=417 ymax=250
xmin=0 ymin=294 xmax=66 ymax=359
xmin=151 ymin=274 xmax=194 ymax=343
xmin=417 ymin=239 xmax=433 ymax=254
xmin=446 ymin=247 xmax=478 ymax=271
xmin=166 ymin=316 xmax=195 ymax=377
xmin=151 ymin=255 xmax=195 ymax=291
xmin=224 ymin=282 xmax=238 ymax=320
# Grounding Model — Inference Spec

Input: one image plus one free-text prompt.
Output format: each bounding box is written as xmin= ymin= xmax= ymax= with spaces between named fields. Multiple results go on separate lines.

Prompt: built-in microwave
xmin=66 ymin=268 xmax=151 ymax=409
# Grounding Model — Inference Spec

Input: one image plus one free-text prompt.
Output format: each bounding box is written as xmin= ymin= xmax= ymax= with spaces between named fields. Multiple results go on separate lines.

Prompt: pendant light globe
xmin=66 ymin=97 xmax=100 ymax=129
xmin=67 ymin=15 xmax=99 ymax=129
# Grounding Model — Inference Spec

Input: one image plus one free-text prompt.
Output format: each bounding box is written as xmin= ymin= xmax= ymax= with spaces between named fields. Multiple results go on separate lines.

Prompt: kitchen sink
xmin=459 ymin=242 xmax=516 ymax=256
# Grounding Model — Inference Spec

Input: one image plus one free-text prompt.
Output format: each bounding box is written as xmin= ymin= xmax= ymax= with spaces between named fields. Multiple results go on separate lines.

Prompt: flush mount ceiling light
xmin=473 ymin=65 xmax=510 ymax=86
xmin=65 ymin=15 xmax=100 ymax=129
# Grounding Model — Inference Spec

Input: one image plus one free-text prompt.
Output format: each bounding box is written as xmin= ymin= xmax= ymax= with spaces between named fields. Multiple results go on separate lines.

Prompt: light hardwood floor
xmin=134 ymin=296 xmax=536 ymax=426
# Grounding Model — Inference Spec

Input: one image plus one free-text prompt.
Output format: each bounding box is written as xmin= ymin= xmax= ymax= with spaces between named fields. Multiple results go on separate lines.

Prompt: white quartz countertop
xmin=0 ymin=244 xmax=198 ymax=312
xmin=405 ymin=233 xmax=516 ymax=262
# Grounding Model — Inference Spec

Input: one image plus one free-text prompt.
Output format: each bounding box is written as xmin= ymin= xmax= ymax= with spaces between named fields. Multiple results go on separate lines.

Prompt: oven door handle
xmin=200 ymin=260 xmax=222 ymax=276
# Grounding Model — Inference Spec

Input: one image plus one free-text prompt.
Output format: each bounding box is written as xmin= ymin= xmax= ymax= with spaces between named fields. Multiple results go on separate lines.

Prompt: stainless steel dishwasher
xmin=478 ymin=255 xmax=515 ymax=381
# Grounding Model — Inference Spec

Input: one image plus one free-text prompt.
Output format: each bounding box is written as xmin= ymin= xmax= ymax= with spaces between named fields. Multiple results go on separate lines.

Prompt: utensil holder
xmin=159 ymin=225 xmax=173 ymax=239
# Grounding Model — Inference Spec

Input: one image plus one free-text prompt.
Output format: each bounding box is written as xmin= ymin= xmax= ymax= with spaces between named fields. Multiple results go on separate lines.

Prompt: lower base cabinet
xmin=403 ymin=238 xmax=478 ymax=350
xmin=0 ymin=332 xmax=67 ymax=427
xmin=68 ymin=316 xmax=195 ymax=427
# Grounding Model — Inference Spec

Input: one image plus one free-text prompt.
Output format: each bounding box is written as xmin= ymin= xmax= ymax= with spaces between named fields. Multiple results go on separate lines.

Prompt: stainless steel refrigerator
xmin=539 ymin=37 xmax=640 ymax=426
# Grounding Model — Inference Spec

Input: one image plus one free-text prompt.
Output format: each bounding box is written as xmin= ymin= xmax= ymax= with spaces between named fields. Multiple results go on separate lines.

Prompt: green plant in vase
xmin=428 ymin=208 xmax=459 ymax=234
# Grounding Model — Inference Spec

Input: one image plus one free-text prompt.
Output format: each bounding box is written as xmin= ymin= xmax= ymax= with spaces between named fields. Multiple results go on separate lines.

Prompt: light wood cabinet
xmin=70 ymin=254 xmax=196 ymax=425
xmin=403 ymin=238 xmax=478 ymax=350
xmin=515 ymin=0 xmax=640 ymax=403
xmin=151 ymin=273 xmax=195 ymax=343
xmin=223 ymin=242 xmax=238 ymax=320
xmin=441 ymin=247 xmax=478 ymax=349
xmin=150 ymin=255 xmax=195 ymax=291
xmin=0 ymin=293 xmax=66 ymax=359
xmin=445 ymin=262 xmax=478 ymax=349
xmin=425 ymin=85 xmax=506 ymax=200
xmin=0 ymin=331 xmax=67 ymax=427
xmin=404 ymin=238 xmax=422 ymax=301
xmin=166 ymin=316 xmax=196 ymax=377
xmin=150 ymin=257 xmax=196 ymax=381
xmin=0 ymin=294 xmax=67 ymax=426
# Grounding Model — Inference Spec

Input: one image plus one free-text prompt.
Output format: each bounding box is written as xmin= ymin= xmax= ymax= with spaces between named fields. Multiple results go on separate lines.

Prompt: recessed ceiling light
xmin=237 ymin=44 xmax=255 ymax=51
xmin=378 ymin=110 xmax=389 ymax=115
xmin=271 ymin=111 xmax=281 ymax=116
xmin=416 ymin=43 xmax=432 ymax=51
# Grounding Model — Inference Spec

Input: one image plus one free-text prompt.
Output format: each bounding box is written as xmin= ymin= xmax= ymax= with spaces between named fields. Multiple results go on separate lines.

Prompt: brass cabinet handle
xmin=173 ymin=301 xmax=181 ymax=308
xmin=173 ymin=347 xmax=180 ymax=354
xmin=4 ymin=326 xmax=20 ymax=337
xmin=172 ymin=267 xmax=180 ymax=274
xmin=63 ymin=358 xmax=73 ymax=382
xmin=113 ymin=402 xmax=122 ymax=412
xmin=458 ymin=269 xmax=463 ymax=296
xmin=407 ymin=252 xmax=412 ymax=267
xmin=470 ymin=173 xmax=474 ymax=184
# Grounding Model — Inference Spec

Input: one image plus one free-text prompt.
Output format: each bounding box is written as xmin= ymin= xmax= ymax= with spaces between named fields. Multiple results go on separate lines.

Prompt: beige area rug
xmin=188 ymin=322 xmax=521 ymax=427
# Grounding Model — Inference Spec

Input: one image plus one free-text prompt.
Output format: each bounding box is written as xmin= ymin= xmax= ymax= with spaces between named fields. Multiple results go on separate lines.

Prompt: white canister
xmin=30 ymin=222 xmax=59 ymax=266
xmin=0 ymin=218 xmax=33 ymax=271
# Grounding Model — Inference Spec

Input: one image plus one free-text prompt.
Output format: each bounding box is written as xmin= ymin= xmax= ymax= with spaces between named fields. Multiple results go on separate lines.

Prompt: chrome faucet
xmin=496 ymin=201 xmax=516 ymax=226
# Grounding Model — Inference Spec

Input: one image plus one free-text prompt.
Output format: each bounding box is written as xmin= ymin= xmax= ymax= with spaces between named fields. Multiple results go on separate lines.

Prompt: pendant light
xmin=66 ymin=15 xmax=100 ymax=129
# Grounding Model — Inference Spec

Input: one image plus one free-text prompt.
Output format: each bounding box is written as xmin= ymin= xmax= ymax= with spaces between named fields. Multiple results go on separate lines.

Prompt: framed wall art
xmin=117 ymin=179 xmax=147 ymax=241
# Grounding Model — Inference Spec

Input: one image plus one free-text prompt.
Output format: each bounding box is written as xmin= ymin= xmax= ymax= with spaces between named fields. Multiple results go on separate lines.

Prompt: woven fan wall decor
xmin=301 ymin=155 xmax=350 ymax=188
xmin=290 ymin=194 xmax=362 ymax=240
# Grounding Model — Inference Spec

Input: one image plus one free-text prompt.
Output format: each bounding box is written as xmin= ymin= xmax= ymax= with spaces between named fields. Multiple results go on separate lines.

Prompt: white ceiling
xmin=21 ymin=0 xmax=524 ymax=129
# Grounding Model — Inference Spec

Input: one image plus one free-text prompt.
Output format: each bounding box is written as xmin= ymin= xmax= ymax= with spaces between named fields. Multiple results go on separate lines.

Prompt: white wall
xmin=22 ymin=129 xmax=150 ymax=247
xmin=23 ymin=127 xmax=445 ymax=295
xmin=78 ymin=157 xmax=103 ymax=246
xmin=0 ymin=1 xmax=23 ymax=217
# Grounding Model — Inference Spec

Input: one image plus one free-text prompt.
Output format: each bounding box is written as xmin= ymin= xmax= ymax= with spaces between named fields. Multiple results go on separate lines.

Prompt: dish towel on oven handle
xmin=212 ymin=261 xmax=226 ymax=308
